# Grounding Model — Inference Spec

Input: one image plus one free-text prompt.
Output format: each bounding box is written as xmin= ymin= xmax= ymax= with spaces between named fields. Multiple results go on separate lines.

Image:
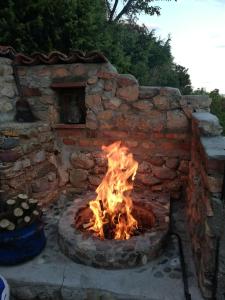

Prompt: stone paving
xmin=0 ymin=192 xmax=204 ymax=300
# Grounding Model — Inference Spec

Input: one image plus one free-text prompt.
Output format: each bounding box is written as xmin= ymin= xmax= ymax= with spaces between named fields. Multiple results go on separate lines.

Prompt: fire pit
xmin=58 ymin=142 xmax=170 ymax=268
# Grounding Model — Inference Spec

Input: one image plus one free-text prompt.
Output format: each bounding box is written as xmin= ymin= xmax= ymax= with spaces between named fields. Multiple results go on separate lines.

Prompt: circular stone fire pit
xmin=58 ymin=192 xmax=170 ymax=269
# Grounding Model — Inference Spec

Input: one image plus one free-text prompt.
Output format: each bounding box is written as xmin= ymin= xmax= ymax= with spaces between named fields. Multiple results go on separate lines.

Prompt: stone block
xmin=116 ymin=85 xmax=139 ymax=102
xmin=70 ymin=169 xmax=88 ymax=187
xmin=71 ymin=151 xmax=94 ymax=170
xmin=143 ymin=110 xmax=166 ymax=132
xmin=201 ymin=136 xmax=225 ymax=160
xmin=32 ymin=177 xmax=50 ymax=193
xmin=0 ymin=150 xmax=21 ymax=162
xmin=103 ymin=97 xmax=121 ymax=110
xmin=165 ymin=158 xmax=179 ymax=169
xmin=104 ymin=80 xmax=115 ymax=92
xmin=22 ymin=87 xmax=42 ymax=97
xmin=160 ymin=87 xmax=181 ymax=97
xmin=1 ymin=83 xmax=16 ymax=98
xmin=51 ymin=67 xmax=69 ymax=77
xmin=206 ymin=175 xmax=223 ymax=193
xmin=153 ymin=95 xmax=170 ymax=110
xmin=182 ymin=95 xmax=212 ymax=109
xmin=70 ymin=64 xmax=86 ymax=76
xmin=152 ymin=166 xmax=177 ymax=180
xmin=87 ymin=80 xmax=104 ymax=94
xmin=88 ymin=175 xmax=103 ymax=186
xmin=0 ymin=137 xmax=19 ymax=150
xmin=178 ymin=160 xmax=189 ymax=174
xmin=32 ymin=150 xmax=46 ymax=164
xmin=192 ymin=112 xmax=223 ymax=136
xmin=167 ymin=110 xmax=189 ymax=131
xmin=136 ymin=174 xmax=161 ymax=186
xmin=97 ymin=110 xmax=113 ymax=121
xmin=0 ymin=98 xmax=14 ymax=113
xmin=138 ymin=86 xmax=159 ymax=99
xmin=87 ymin=76 xmax=98 ymax=85
xmin=117 ymin=74 xmax=138 ymax=87
xmin=148 ymin=156 xmax=164 ymax=166
xmin=132 ymin=100 xmax=153 ymax=111
xmin=85 ymin=94 xmax=101 ymax=108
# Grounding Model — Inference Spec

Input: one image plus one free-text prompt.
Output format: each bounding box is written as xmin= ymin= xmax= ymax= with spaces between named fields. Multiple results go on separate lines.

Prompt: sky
xmin=138 ymin=0 xmax=225 ymax=93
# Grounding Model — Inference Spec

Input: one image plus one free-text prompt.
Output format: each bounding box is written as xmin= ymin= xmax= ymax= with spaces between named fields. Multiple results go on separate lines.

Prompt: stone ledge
xmin=181 ymin=95 xmax=212 ymax=109
xmin=54 ymin=124 xmax=86 ymax=129
xmin=201 ymin=136 xmax=225 ymax=160
xmin=192 ymin=112 xmax=223 ymax=136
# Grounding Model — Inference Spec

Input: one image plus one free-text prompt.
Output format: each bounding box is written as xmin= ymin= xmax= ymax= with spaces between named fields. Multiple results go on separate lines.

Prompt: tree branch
xmin=114 ymin=0 xmax=134 ymax=22
xmin=105 ymin=0 xmax=112 ymax=17
xmin=109 ymin=0 xmax=119 ymax=22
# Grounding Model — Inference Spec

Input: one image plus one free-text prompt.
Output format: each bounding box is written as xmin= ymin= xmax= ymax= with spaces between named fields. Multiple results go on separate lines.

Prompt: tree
xmin=173 ymin=64 xmax=192 ymax=95
xmin=0 ymin=0 xmax=107 ymax=53
xmin=105 ymin=0 xmax=176 ymax=23
xmin=210 ymin=89 xmax=225 ymax=133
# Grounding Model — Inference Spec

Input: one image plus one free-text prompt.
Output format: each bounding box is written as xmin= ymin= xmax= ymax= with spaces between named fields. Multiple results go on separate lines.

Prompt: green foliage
xmin=0 ymin=0 xmax=107 ymax=53
xmin=106 ymin=0 xmax=176 ymax=22
xmin=101 ymin=23 xmax=192 ymax=92
xmin=210 ymin=89 xmax=225 ymax=133
xmin=0 ymin=0 xmax=191 ymax=94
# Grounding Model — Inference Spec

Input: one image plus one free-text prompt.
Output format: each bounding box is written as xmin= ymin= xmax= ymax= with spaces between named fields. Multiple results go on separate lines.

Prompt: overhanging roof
xmin=0 ymin=45 xmax=108 ymax=65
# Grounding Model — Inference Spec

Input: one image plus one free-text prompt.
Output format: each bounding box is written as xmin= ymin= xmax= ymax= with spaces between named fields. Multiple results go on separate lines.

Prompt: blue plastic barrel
xmin=0 ymin=220 xmax=46 ymax=265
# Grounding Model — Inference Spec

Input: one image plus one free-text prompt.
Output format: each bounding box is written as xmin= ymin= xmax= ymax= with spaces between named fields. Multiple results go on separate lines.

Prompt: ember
xmin=88 ymin=141 xmax=138 ymax=240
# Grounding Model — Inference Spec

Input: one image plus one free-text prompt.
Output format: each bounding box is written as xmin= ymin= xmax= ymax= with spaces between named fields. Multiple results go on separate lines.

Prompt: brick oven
xmin=0 ymin=46 xmax=225 ymax=299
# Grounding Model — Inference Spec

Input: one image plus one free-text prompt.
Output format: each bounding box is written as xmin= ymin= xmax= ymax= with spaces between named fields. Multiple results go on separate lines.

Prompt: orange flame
xmin=88 ymin=141 xmax=138 ymax=240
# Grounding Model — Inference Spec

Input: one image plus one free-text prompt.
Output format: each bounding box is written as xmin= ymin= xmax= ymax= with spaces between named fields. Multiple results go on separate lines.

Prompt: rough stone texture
xmin=58 ymin=192 xmax=170 ymax=268
xmin=0 ymin=58 xmax=18 ymax=123
xmin=192 ymin=112 xmax=223 ymax=136
xmin=13 ymin=61 xmax=211 ymax=197
xmin=0 ymin=122 xmax=59 ymax=205
xmin=69 ymin=169 xmax=88 ymax=187
xmin=186 ymin=115 xmax=225 ymax=299
xmin=167 ymin=110 xmax=189 ymax=132
xmin=116 ymin=85 xmax=139 ymax=102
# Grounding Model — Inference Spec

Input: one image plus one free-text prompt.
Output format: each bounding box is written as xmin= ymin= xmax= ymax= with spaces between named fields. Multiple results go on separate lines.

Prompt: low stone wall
xmin=0 ymin=122 xmax=58 ymax=205
xmin=14 ymin=60 xmax=213 ymax=199
xmin=187 ymin=112 xmax=225 ymax=298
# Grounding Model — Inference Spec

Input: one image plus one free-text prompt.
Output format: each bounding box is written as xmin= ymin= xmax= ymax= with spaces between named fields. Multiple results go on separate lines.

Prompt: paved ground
xmin=0 ymin=192 xmax=204 ymax=300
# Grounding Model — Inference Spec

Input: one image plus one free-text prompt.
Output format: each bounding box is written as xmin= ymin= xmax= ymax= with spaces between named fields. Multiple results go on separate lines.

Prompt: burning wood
xmin=82 ymin=221 xmax=94 ymax=229
xmin=88 ymin=141 xmax=139 ymax=240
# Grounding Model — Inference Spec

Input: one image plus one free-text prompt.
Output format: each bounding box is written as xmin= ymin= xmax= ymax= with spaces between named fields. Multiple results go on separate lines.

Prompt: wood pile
xmin=0 ymin=194 xmax=42 ymax=232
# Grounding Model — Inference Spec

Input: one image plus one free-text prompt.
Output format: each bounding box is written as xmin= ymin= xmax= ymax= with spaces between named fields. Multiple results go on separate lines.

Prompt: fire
xmin=88 ymin=141 xmax=138 ymax=240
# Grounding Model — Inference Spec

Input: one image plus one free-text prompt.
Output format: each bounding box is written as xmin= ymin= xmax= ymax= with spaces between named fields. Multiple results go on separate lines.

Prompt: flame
xmin=88 ymin=141 xmax=138 ymax=240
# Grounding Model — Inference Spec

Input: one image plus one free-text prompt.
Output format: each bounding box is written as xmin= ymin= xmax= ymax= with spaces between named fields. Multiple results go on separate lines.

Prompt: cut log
xmin=7 ymin=222 xmax=16 ymax=231
xmin=28 ymin=198 xmax=38 ymax=204
xmin=83 ymin=221 xmax=94 ymax=229
xmin=17 ymin=194 xmax=28 ymax=201
xmin=13 ymin=207 xmax=24 ymax=217
xmin=0 ymin=219 xmax=10 ymax=229
xmin=21 ymin=202 xmax=29 ymax=210
xmin=32 ymin=210 xmax=40 ymax=216
xmin=24 ymin=216 xmax=31 ymax=223
xmin=6 ymin=199 xmax=16 ymax=206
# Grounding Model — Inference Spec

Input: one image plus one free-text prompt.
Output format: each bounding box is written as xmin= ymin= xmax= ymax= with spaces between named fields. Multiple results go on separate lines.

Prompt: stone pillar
xmin=0 ymin=57 xmax=18 ymax=122
xmin=187 ymin=112 xmax=225 ymax=298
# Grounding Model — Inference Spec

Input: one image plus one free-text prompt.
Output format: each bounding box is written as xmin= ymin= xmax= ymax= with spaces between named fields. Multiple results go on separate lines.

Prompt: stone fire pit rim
xmin=58 ymin=192 xmax=170 ymax=269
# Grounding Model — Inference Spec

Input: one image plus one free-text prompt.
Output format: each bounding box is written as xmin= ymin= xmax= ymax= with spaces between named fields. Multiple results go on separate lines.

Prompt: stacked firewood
xmin=0 ymin=194 xmax=42 ymax=232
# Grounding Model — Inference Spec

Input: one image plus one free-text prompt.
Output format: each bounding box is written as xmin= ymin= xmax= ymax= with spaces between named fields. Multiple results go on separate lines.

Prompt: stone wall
xmin=0 ymin=121 xmax=59 ymax=205
xmin=187 ymin=112 xmax=225 ymax=299
xmin=17 ymin=62 xmax=213 ymax=199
